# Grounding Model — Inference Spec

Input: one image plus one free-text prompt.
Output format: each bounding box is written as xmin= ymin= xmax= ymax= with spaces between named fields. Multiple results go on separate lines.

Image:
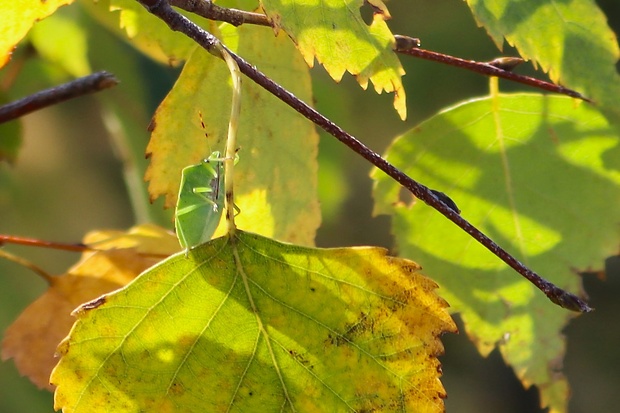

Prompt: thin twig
xmin=0 ymin=234 xmax=170 ymax=258
xmin=137 ymin=0 xmax=592 ymax=312
xmin=393 ymin=37 xmax=592 ymax=102
xmin=0 ymin=71 xmax=119 ymax=124
xmin=0 ymin=249 xmax=55 ymax=284
xmin=0 ymin=234 xmax=88 ymax=252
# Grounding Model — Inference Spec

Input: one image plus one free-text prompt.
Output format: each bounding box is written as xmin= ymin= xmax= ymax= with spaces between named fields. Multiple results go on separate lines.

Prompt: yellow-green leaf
xmin=80 ymin=0 xmax=202 ymax=65
xmin=372 ymin=93 xmax=620 ymax=413
xmin=0 ymin=0 xmax=74 ymax=68
xmin=464 ymin=0 xmax=620 ymax=122
xmin=146 ymin=24 xmax=320 ymax=245
xmin=260 ymin=0 xmax=407 ymax=119
xmin=51 ymin=231 xmax=456 ymax=413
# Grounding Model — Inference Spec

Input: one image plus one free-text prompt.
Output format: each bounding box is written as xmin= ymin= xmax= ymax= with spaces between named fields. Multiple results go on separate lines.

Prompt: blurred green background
xmin=1 ymin=0 xmax=619 ymax=412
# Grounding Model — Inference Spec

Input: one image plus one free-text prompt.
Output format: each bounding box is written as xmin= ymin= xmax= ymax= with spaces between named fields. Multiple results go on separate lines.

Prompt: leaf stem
xmin=136 ymin=0 xmax=592 ymax=312
xmin=212 ymin=42 xmax=242 ymax=236
xmin=489 ymin=77 xmax=528 ymax=264
xmin=0 ymin=249 xmax=55 ymax=284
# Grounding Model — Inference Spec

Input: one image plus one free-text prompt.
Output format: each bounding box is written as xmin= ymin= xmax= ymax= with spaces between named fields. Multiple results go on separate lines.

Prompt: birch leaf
xmin=260 ymin=0 xmax=407 ymax=119
xmin=0 ymin=0 xmax=73 ymax=68
xmin=146 ymin=24 xmax=320 ymax=246
xmin=1 ymin=225 xmax=178 ymax=391
xmin=51 ymin=231 xmax=456 ymax=412
xmin=464 ymin=0 xmax=620 ymax=122
xmin=372 ymin=94 xmax=620 ymax=413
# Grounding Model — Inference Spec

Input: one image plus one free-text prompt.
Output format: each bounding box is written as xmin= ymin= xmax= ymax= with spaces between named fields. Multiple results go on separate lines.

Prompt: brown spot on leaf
xmin=79 ymin=295 xmax=107 ymax=311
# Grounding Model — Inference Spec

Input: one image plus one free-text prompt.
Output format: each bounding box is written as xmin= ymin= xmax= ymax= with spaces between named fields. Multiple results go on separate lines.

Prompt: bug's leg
xmin=205 ymin=149 xmax=240 ymax=165
xmin=192 ymin=186 xmax=219 ymax=212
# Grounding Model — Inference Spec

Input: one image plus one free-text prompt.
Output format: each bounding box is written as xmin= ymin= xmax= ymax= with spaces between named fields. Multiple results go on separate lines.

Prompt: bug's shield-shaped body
xmin=174 ymin=151 xmax=225 ymax=251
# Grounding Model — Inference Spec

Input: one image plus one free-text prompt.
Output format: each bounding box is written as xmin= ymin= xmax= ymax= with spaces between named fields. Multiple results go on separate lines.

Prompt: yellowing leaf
xmin=0 ymin=0 xmax=74 ymax=68
xmin=260 ymin=0 xmax=407 ymax=119
xmin=1 ymin=224 xmax=178 ymax=391
xmin=146 ymin=24 xmax=320 ymax=246
xmin=51 ymin=231 xmax=456 ymax=412
xmin=81 ymin=0 xmax=204 ymax=65
xmin=372 ymin=94 xmax=620 ymax=413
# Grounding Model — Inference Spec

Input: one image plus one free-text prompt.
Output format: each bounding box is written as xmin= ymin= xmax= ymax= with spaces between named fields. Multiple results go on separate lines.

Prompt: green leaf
xmin=464 ymin=0 xmax=620 ymax=122
xmin=146 ymin=24 xmax=320 ymax=246
xmin=372 ymin=94 xmax=620 ymax=413
xmin=30 ymin=10 xmax=91 ymax=77
xmin=0 ymin=0 xmax=74 ymax=68
xmin=260 ymin=0 xmax=407 ymax=119
xmin=51 ymin=231 xmax=456 ymax=413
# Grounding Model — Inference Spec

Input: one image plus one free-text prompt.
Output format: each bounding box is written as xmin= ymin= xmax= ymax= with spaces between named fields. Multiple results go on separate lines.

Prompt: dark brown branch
xmin=137 ymin=0 xmax=592 ymax=312
xmin=0 ymin=71 xmax=119 ymax=124
xmin=170 ymin=0 xmax=270 ymax=27
xmin=393 ymin=37 xmax=592 ymax=102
